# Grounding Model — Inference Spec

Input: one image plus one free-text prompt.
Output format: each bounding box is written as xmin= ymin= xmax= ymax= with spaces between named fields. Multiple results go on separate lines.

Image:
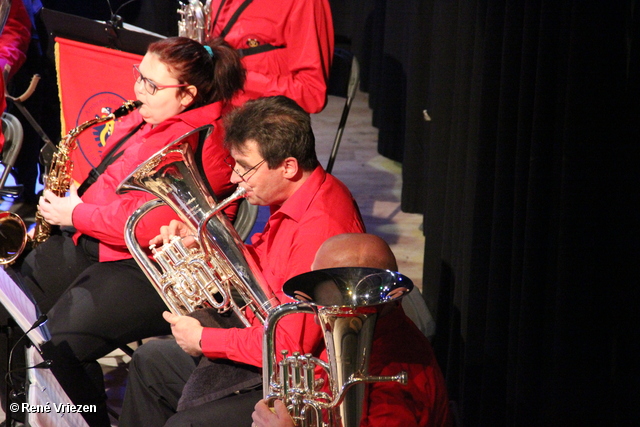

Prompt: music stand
xmin=37 ymin=8 xmax=163 ymax=60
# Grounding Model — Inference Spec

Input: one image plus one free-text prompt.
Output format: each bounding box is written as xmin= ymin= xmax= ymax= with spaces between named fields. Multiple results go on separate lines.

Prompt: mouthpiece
xmin=112 ymin=100 xmax=143 ymax=118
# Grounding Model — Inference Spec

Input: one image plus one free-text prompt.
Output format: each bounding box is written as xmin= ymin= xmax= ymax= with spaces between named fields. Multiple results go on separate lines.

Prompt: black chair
xmin=325 ymin=48 xmax=360 ymax=174
xmin=0 ymin=112 xmax=24 ymax=197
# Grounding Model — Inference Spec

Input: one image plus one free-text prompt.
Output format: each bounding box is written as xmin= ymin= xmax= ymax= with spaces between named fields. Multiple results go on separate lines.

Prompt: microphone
xmin=106 ymin=0 xmax=139 ymax=29
xmin=5 ymin=314 xmax=52 ymax=398
xmin=27 ymin=314 xmax=48 ymax=332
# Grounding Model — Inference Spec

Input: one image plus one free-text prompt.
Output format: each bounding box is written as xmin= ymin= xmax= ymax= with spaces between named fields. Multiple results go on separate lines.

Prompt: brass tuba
xmin=263 ymin=267 xmax=413 ymax=427
xmin=177 ymin=0 xmax=211 ymax=43
xmin=0 ymin=100 xmax=141 ymax=265
xmin=116 ymin=126 xmax=277 ymax=326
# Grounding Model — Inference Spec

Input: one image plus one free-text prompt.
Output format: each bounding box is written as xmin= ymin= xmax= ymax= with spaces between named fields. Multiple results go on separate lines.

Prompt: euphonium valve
xmin=263 ymin=267 xmax=413 ymax=427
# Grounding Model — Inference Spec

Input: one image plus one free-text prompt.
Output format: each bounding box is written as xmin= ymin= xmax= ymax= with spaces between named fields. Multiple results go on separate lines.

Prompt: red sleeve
xmin=72 ymin=189 xmax=180 ymax=248
xmin=238 ymin=0 xmax=334 ymax=113
xmin=0 ymin=0 xmax=31 ymax=78
xmin=199 ymin=225 xmax=328 ymax=366
xmin=201 ymin=309 xmax=321 ymax=368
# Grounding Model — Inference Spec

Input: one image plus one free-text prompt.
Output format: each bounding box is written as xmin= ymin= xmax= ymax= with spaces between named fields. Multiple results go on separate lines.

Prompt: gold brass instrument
xmin=116 ymin=125 xmax=277 ymax=326
xmin=0 ymin=100 xmax=141 ymax=265
xmin=177 ymin=0 xmax=211 ymax=43
xmin=263 ymin=267 xmax=413 ymax=427
xmin=0 ymin=211 xmax=28 ymax=265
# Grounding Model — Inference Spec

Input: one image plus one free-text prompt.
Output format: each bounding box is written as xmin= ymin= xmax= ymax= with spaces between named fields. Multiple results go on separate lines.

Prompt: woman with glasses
xmin=3 ymin=36 xmax=245 ymax=426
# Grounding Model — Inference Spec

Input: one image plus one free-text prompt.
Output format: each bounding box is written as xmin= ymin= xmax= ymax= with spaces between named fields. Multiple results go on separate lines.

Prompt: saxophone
xmin=30 ymin=100 xmax=142 ymax=247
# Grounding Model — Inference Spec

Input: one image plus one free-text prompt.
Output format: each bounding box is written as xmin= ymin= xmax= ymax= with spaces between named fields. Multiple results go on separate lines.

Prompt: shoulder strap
xmin=220 ymin=0 xmax=254 ymax=38
xmin=238 ymin=43 xmax=284 ymax=58
xmin=77 ymin=121 xmax=145 ymax=197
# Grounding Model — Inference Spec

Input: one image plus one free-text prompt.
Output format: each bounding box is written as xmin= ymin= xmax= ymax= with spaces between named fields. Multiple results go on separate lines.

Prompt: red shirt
xmin=72 ymin=102 xmax=236 ymax=262
xmin=360 ymin=306 xmax=454 ymax=427
xmin=207 ymin=0 xmax=334 ymax=113
xmin=201 ymin=166 xmax=366 ymax=366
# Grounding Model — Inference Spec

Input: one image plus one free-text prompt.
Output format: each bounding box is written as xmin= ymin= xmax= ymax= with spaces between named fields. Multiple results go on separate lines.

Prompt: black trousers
xmin=119 ymin=339 xmax=261 ymax=427
xmin=3 ymin=229 xmax=171 ymax=426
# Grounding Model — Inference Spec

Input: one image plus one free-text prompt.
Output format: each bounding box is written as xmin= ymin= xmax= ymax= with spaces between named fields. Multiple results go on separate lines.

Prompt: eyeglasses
xmin=224 ymin=155 xmax=266 ymax=181
xmin=133 ymin=64 xmax=189 ymax=95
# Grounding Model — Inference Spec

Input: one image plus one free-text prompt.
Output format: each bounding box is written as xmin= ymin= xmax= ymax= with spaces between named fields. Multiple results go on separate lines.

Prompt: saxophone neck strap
xmin=218 ymin=0 xmax=253 ymax=38
xmin=213 ymin=0 xmax=283 ymax=58
xmin=77 ymin=120 xmax=145 ymax=197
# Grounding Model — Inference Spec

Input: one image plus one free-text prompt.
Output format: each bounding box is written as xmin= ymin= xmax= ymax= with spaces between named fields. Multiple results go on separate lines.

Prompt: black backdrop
xmin=332 ymin=0 xmax=640 ymax=425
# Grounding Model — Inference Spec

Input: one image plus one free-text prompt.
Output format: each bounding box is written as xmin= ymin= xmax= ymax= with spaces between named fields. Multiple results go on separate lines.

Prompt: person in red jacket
xmin=204 ymin=0 xmax=334 ymax=114
xmin=118 ymin=95 xmax=366 ymax=427
xmin=252 ymin=233 xmax=455 ymax=427
xmin=3 ymin=36 xmax=246 ymax=426
xmin=0 ymin=0 xmax=31 ymax=151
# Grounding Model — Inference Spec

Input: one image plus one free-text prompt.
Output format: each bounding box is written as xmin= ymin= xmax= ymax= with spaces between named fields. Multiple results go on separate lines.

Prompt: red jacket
xmin=359 ymin=306 xmax=454 ymax=427
xmin=0 ymin=0 xmax=30 ymax=78
xmin=207 ymin=0 xmax=334 ymax=113
xmin=201 ymin=166 xmax=365 ymax=366
xmin=0 ymin=0 xmax=31 ymax=150
xmin=72 ymin=102 xmax=236 ymax=262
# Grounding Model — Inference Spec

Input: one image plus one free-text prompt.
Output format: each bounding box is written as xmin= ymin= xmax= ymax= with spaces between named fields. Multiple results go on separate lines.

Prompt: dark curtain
xmin=334 ymin=0 xmax=640 ymax=425
xmin=422 ymin=1 xmax=640 ymax=425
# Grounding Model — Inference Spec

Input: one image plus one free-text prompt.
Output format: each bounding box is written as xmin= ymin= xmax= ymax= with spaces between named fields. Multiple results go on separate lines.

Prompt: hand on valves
xmin=149 ymin=219 xmax=196 ymax=247
xmin=251 ymin=399 xmax=294 ymax=427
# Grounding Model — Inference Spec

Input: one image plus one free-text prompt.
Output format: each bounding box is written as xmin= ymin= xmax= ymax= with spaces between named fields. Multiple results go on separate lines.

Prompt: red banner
xmin=55 ymin=37 xmax=142 ymax=184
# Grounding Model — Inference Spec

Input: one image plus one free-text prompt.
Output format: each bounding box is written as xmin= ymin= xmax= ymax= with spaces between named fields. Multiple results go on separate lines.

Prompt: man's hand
xmin=162 ymin=311 xmax=204 ymax=357
xmin=37 ymin=185 xmax=82 ymax=227
xmin=150 ymin=220 xmax=196 ymax=247
xmin=251 ymin=399 xmax=294 ymax=427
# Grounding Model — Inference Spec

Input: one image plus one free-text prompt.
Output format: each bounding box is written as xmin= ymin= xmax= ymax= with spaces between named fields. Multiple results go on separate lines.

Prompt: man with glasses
xmin=119 ymin=95 xmax=366 ymax=427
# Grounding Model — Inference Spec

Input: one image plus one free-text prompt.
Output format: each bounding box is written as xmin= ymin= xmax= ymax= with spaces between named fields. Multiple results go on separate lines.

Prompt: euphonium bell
xmin=263 ymin=267 xmax=413 ymax=427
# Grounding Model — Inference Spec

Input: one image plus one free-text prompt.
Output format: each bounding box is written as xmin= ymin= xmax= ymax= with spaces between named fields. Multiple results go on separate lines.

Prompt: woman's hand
xmin=38 ymin=184 xmax=83 ymax=227
xmin=162 ymin=311 xmax=204 ymax=357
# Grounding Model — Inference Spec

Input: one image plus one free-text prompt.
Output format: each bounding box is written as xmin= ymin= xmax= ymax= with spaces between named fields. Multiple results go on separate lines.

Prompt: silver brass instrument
xmin=263 ymin=267 xmax=413 ymax=427
xmin=117 ymin=125 xmax=277 ymax=326
xmin=0 ymin=100 xmax=141 ymax=265
xmin=177 ymin=0 xmax=212 ymax=43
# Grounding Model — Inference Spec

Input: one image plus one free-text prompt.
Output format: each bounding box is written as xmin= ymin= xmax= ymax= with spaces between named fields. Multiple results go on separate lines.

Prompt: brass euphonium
xmin=0 ymin=100 xmax=141 ymax=265
xmin=263 ymin=267 xmax=413 ymax=427
xmin=116 ymin=125 xmax=277 ymax=326
xmin=177 ymin=0 xmax=212 ymax=43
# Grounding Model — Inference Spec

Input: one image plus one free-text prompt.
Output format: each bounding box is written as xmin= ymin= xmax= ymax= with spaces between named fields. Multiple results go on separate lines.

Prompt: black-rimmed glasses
xmin=224 ymin=156 xmax=266 ymax=181
xmin=133 ymin=64 xmax=189 ymax=95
